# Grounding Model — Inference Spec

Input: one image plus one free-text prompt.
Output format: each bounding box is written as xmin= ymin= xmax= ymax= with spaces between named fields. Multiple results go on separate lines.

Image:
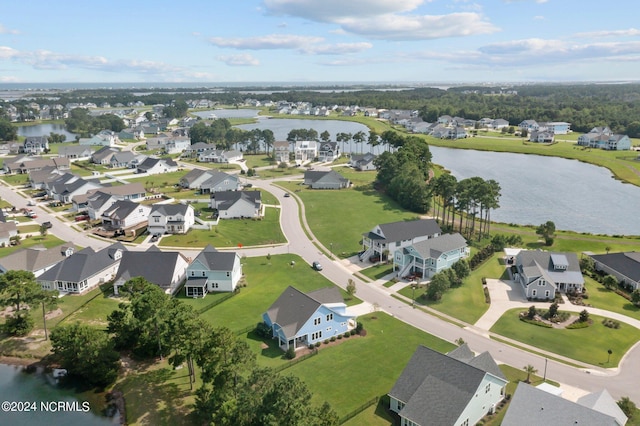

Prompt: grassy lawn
xmin=276 ymin=179 xmax=421 ymax=258
xmin=126 ymin=170 xmax=187 ymax=190
xmin=583 ymin=276 xmax=640 ymax=321
xmin=243 ymin=154 xmax=275 ymax=169
xmin=159 ymin=206 xmax=285 ymax=248
xmin=178 ymin=158 xmax=241 ymax=171
xmin=181 ymin=254 xmax=361 ymax=334
xmin=1 ymin=173 xmax=30 ymax=186
xmin=397 ymin=254 xmax=498 ymax=324
xmin=285 ymin=312 xmax=455 ymax=417
xmin=490 ymin=308 xmax=640 ymax=367
xmin=0 ymin=234 xmax=64 ymax=257
xmin=360 ymin=263 xmax=395 ymax=280
xmin=256 ymin=166 xmax=304 ymax=179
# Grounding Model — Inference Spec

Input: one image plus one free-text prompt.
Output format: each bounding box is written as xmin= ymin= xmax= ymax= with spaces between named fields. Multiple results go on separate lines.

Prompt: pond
xmin=191 ymin=109 xmax=261 ymax=119
xmin=0 ymin=363 xmax=115 ymax=425
xmin=16 ymin=124 xmax=77 ymax=142
xmin=428 ymin=145 xmax=640 ymax=236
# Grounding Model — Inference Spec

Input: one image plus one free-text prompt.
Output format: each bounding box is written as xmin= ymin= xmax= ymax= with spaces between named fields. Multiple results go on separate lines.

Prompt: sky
xmin=1 ymin=0 xmax=639 ymax=84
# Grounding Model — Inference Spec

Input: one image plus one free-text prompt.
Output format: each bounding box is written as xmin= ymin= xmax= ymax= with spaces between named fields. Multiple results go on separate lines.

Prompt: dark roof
xmin=591 ymin=252 xmax=640 ymax=282
xmin=150 ymin=203 xmax=190 ymax=216
xmin=102 ymin=199 xmax=141 ymax=220
xmin=408 ymin=233 xmax=467 ymax=259
xmin=389 ymin=345 xmax=493 ymax=426
xmin=38 ymin=242 xmax=126 ymax=283
xmin=502 ymin=383 xmax=619 ymax=426
xmin=264 ymin=286 xmax=344 ymax=339
xmin=211 ymin=191 xmax=261 ymax=210
xmin=0 ymin=244 xmax=77 ymax=273
xmin=192 ymin=245 xmax=237 ymax=270
xmin=114 ymin=248 xmax=187 ymax=289
xmin=304 ymin=170 xmax=349 ymax=185
xmin=365 ymin=219 xmax=441 ymax=243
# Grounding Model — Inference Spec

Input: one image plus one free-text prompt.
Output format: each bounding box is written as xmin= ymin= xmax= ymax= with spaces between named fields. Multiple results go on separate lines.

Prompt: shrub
xmin=3 ymin=313 xmax=34 ymax=336
xmin=350 ymin=329 xmax=356 ymax=336
xmin=566 ymin=321 xmax=590 ymax=329
xmin=343 ymin=332 xmax=350 ymax=338
xmin=308 ymin=344 xmax=315 ymax=350
xmin=315 ymin=342 xmax=321 ymax=348
xmin=285 ymin=346 xmax=296 ymax=360
xmin=337 ymin=335 xmax=343 ymax=340
xmin=255 ymin=322 xmax=272 ymax=338
xmin=519 ymin=317 xmax=553 ymax=328
xmin=602 ymin=319 xmax=621 ymax=329
xmin=359 ymin=329 xmax=367 ymax=337
xmin=355 ymin=322 xmax=363 ymax=334
xmin=323 ymin=339 xmax=329 ymax=345
xmin=483 ymin=287 xmax=491 ymax=304
xmin=330 ymin=336 xmax=336 ymax=342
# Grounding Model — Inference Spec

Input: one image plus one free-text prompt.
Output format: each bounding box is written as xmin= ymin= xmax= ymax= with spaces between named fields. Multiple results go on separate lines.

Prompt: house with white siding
xmin=512 ymin=250 xmax=584 ymax=299
xmin=393 ymin=233 xmax=470 ymax=279
xmin=184 ymin=245 xmax=243 ymax=297
xmin=148 ymin=204 xmax=195 ymax=235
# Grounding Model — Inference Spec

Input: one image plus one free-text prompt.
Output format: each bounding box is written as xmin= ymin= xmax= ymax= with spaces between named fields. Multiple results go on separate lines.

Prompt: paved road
xmin=4 ymin=174 xmax=640 ymax=401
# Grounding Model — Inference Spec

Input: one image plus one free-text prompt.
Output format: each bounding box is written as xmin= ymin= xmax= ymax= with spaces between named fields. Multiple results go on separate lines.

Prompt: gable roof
xmin=577 ymin=389 xmax=628 ymax=426
xmin=304 ymin=170 xmax=349 ymax=185
xmin=102 ymin=199 xmax=142 ymax=220
xmin=0 ymin=243 xmax=77 ymax=273
xmin=502 ymin=383 xmax=620 ymax=426
xmin=390 ymin=345 xmax=506 ymax=426
xmin=407 ymin=233 xmax=467 ymax=259
xmin=192 ymin=245 xmax=238 ymax=270
xmin=516 ymin=250 xmax=584 ymax=286
xmin=114 ymin=247 xmax=188 ymax=289
xmin=38 ymin=242 xmax=126 ymax=283
xmin=265 ymin=286 xmax=345 ymax=339
xmin=590 ymin=252 xmax=640 ymax=283
xmin=150 ymin=203 xmax=190 ymax=217
xmin=365 ymin=219 xmax=442 ymax=243
xmin=212 ymin=191 xmax=261 ymax=210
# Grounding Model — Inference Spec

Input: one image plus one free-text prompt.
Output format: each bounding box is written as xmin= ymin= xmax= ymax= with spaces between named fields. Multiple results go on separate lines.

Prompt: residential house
xmin=0 ymin=222 xmax=18 ymax=247
xmin=58 ymin=146 xmax=94 ymax=161
xmin=518 ymin=120 xmax=540 ymax=132
xmin=22 ymin=136 xmax=49 ymax=154
xmin=198 ymin=149 xmax=243 ymax=163
xmin=589 ymin=251 xmax=640 ymax=291
xmin=529 ymin=130 xmax=555 ymax=143
xmin=448 ymin=126 xmax=468 ymax=139
xmin=361 ymin=219 xmax=442 ymax=262
xmin=303 ymin=170 xmax=351 ymax=189
xmin=146 ymin=134 xmax=190 ymax=154
xmin=184 ymin=142 xmax=214 ymax=158
xmin=148 ymin=203 xmax=195 ymax=235
xmin=393 ymin=233 xmax=470 ymax=278
xmin=46 ymin=173 xmax=102 ymax=204
xmin=294 ymin=140 xmax=318 ymax=164
xmin=512 ymin=250 xmax=584 ymax=299
xmin=389 ymin=344 xmax=508 ymax=426
xmin=0 ymin=244 xmax=76 ymax=277
xmin=502 ymin=383 xmax=626 ymax=426
xmin=430 ymin=124 xmax=450 ymax=139
xmin=262 ymin=286 xmax=356 ymax=351
xmin=180 ymin=169 xmax=240 ymax=193
xmin=79 ymin=130 xmax=120 ymax=146
xmin=273 ymin=141 xmax=291 ymax=163
xmin=28 ymin=167 xmax=65 ymax=189
xmin=317 ymin=142 xmax=341 ymax=162
xmin=75 ymin=182 xmax=146 ymax=214
xmin=577 ymin=131 xmax=631 ymax=151
xmin=349 ymin=153 xmax=377 ymax=171
xmin=100 ymin=200 xmax=150 ymax=233
xmin=491 ymin=118 xmax=510 ymax=129
xmin=541 ymin=121 xmax=571 ymax=134
xmin=3 ymin=156 xmax=70 ymax=174
xmin=184 ymin=245 xmax=243 ymax=297
xmin=135 ymin=157 xmax=179 ymax=174
xmin=91 ymin=146 xmax=120 ymax=165
xmin=37 ymin=242 xmax=126 ymax=294
xmin=112 ymin=246 xmax=189 ymax=296
xmin=108 ymin=151 xmax=136 ymax=168
xmin=210 ymin=191 xmax=262 ymax=219
xmin=118 ymin=128 xmax=145 ymax=140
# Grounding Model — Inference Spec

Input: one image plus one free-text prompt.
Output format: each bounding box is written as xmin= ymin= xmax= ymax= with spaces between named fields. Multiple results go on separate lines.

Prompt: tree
xmin=320 ymin=130 xmax=331 ymax=142
xmin=47 ymin=132 xmax=66 ymax=144
xmin=536 ymin=221 xmax=556 ymax=246
xmin=523 ymin=364 xmax=538 ymax=384
xmin=262 ymin=129 xmax=275 ymax=156
xmin=617 ymin=396 xmax=637 ymax=418
xmin=451 ymin=259 xmax=470 ymax=280
xmin=426 ymin=273 xmax=450 ymax=301
xmin=50 ymin=323 xmax=120 ymax=387
xmin=603 ymin=275 xmax=618 ymax=290
xmin=527 ymin=305 xmax=537 ymax=320
xmin=352 ymin=131 xmax=366 ymax=154
xmin=0 ymin=119 xmax=17 ymax=141
xmin=39 ymin=223 xmax=48 ymax=237
xmin=548 ymin=302 xmax=559 ymax=318
xmin=0 ymin=270 xmax=46 ymax=336
xmin=346 ymin=279 xmax=356 ymax=297
xmin=36 ymin=289 xmax=58 ymax=340
xmin=632 ymin=289 xmax=640 ymax=306
xmin=579 ymin=309 xmax=590 ymax=322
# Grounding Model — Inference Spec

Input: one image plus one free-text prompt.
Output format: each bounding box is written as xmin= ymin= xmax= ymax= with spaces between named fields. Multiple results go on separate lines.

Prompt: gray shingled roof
xmin=192 ymin=245 xmax=237 ymax=270
xmin=114 ymin=247 xmax=187 ymax=290
xmin=408 ymin=233 xmax=467 ymax=259
xmin=304 ymin=170 xmax=349 ymax=185
xmin=502 ymin=383 xmax=619 ymax=426
xmin=591 ymin=252 xmax=640 ymax=283
xmin=516 ymin=250 xmax=584 ymax=287
xmin=102 ymin=199 xmax=141 ymax=220
xmin=38 ymin=242 xmax=126 ymax=283
xmin=389 ymin=345 xmax=495 ymax=426
xmin=150 ymin=203 xmax=189 ymax=216
xmin=264 ymin=286 xmax=345 ymax=339
xmin=212 ymin=191 xmax=261 ymax=210
xmin=0 ymin=244 xmax=76 ymax=273
xmin=365 ymin=219 xmax=442 ymax=243
xmin=577 ymin=389 xmax=628 ymax=426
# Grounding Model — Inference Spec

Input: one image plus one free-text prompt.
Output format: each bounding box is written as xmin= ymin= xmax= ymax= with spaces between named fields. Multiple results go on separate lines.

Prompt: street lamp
xmin=411 ymin=284 xmax=416 ymax=307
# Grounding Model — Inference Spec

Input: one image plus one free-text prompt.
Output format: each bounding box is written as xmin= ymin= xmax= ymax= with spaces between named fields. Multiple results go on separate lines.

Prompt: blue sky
xmin=1 ymin=0 xmax=639 ymax=84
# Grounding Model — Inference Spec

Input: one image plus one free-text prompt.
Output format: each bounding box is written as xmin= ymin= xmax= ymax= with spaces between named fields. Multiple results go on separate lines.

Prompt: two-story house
xmin=210 ymin=191 xmax=262 ymax=219
xmin=317 ymin=142 xmax=341 ymax=162
xmin=512 ymin=250 xmax=584 ymax=299
xmin=184 ymin=245 xmax=243 ymax=297
xmin=361 ymin=219 xmax=442 ymax=263
xmin=22 ymin=136 xmax=50 ymax=154
xmin=100 ymin=200 xmax=150 ymax=232
xmin=393 ymin=233 xmax=470 ymax=279
xmin=148 ymin=203 xmax=195 ymax=235
xmin=180 ymin=169 xmax=240 ymax=193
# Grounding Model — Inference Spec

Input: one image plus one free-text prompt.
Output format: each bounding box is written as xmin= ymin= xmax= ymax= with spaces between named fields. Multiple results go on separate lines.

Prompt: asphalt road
xmin=3 ymin=175 xmax=639 ymax=401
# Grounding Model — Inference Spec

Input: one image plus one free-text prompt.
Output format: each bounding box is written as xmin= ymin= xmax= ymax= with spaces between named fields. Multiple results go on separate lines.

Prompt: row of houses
xmin=272 ymin=141 xmax=341 ymax=165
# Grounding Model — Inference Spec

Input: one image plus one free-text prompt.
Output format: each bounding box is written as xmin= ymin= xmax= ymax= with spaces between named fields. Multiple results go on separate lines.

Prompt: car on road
xmin=312 ymin=261 xmax=323 ymax=271
xmin=42 ymin=221 xmax=52 ymax=229
xmin=284 ymin=193 xmax=290 ymax=198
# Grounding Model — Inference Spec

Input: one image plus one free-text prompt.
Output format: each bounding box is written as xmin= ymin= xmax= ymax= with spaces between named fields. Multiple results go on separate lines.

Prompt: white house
xmin=361 ymin=219 xmax=442 ymax=263
xmin=210 ymin=191 xmax=262 ymax=219
xmin=294 ymin=140 xmax=318 ymax=165
xmin=148 ymin=203 xmax=195 ymax=235
xmin=79 ymin=130 xmax=120 ymax=146
xmin=100 ymin=200 xmax=150 ymax=231
xmin=184 ymin=245 xmax=243 ymax=297
xmin=135 ymin=157 xmax=179 ymax=174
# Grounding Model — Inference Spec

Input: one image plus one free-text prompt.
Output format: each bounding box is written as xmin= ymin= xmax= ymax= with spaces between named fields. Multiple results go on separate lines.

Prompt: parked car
xmin=284 ymin=193 xmax=290 ymax=198
xmin=42 ymin=221 xmax=52 ymax=229
xmin=150 ymin=234 xmax=159 ymax=243
xmin=75 ymin=214 xmax=89 ymax=222
xmin=312 ymin=261 xmax=323 ymax=271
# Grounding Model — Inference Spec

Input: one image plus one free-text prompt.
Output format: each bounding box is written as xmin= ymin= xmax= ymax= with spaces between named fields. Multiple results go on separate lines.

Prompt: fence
xmin=272 ymin=350 xmax=319 ymax=374
xmin=196 ymin=292 xmax=237 ymax=314
xmin=339 ymin=396 xmax=379 ymax=425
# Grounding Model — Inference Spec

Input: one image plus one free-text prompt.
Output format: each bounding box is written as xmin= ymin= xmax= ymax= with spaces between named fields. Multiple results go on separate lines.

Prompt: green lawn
xmin=490 ymin=308 xmax=640 ymax=367
xmin=285 ymin=312 xmax=455 ymax=417
xmin=181 ymin=254 xmax=361 ymax=334
xmin=360 ymin=263 xmax=395 ymax=280
xmin=397 ymin=254 xmax=498 ymax=324
xmin=242 ymin=154 xmax=274 ymax=169
xmin=276 ymin=178 xmax=421 ymax=258
xmin=1 ymin=173 xmax=30 ymax=186
xmin=0 ymin=234 xmax=65 ymax=257
xmin=159 ymin=206 xmax=285 ymax=248
xmin=583 ymin=276 xmax=640 ymax=321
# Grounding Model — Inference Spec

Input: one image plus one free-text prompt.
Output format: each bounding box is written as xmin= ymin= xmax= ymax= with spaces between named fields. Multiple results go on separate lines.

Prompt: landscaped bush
xmin=355 ymin=322 xmax=363 ymax=334
xmin=315 ymin=342 xmax=321 ymax=348
xmin=323 ymin=339 xmax=329 ymax=345
xmin=337 ymin=335 xmax=343 ymax=340
xmin=519 ymin=316 xmax=553 ymax=328
xmin=308 ymin=344 xmax=315 ymax=350
xmin=359 ymin=329 xmax=367 ymax=337
xmin=603 ymin=319 xmax=621 ymax=329
xmin=343 ymin=332 xmax=350 ymax=338
xmin=285 ymin=346 xmax=296 ymax=359
xmin=330 ymin=336 xmax=336 ymax=342
xmin=255 ymin=322 xmax=272 ymax=338
xmin=566 ymin=320 xmax=590 ymax=329
xmin=483 ymin=287 xmax=491 ymax=304
xmin=349 ymin=329 xmax=356 ymax=336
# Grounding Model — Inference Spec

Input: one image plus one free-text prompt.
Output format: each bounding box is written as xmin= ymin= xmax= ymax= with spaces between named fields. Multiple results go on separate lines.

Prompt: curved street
xmin=2 ymin=173 xmax=640 ymax=402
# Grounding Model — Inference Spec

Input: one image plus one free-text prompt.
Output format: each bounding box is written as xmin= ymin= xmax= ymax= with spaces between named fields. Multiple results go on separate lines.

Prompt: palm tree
xmin=523 ymin=364 xmax=538 ymax=384
xmin=261 ymin=129 xmax=275 ymax=157
xmin=368 ymin=130 xmax=380 ymax=154
xmin=353 ymin=131 xmax=366 ymax=154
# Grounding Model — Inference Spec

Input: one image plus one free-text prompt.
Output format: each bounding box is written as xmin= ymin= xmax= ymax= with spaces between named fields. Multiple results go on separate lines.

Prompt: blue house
xmin=393 ymin=233 xmax=470 ymax=278
xmin=263 ymin=286 xmax=356 ymax=351
xmin=184 ymin=245 xmax=243 ymax=297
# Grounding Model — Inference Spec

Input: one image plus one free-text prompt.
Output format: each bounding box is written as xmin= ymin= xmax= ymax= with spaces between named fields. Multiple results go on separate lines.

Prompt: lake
xmin=428 ymin=146 xmax=640 ymax=236
xmin=191 ymin=109 xmax=261 ymax=119
xmin=16 ymin=124 xmax=77 ymax=142
xmin=0 ymin=363 xmax=115 ymax=425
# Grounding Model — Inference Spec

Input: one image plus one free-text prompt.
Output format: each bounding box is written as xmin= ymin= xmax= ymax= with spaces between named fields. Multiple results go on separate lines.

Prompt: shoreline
xmin=0 ymin=355 xmax=44 ymax=367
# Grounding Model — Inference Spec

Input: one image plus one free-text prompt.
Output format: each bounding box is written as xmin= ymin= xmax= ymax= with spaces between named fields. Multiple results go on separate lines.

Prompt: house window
xmin=326 ymin=313 xmax=333 ymax=321
xmin=190 ymin=271 xmax=195 ymax=276
xmin=226 ymin=272 xmax=230 ymax=277
xmin=202 ymin=271 xmax=206 ymax=277
xmin=314 ymin=317 xmax=321 ymax=325
xmin=154 ymin=217 xmax=159 ymax=223
xmin=485 ymin=384 xmax=491 ymax=393
xmin=212 ymin=283 xmax=218 ymax=289
xmin=545 ymin=290 xmax=550 ymax=298
xmin=460 ymin=420 xmax=469 ymax=426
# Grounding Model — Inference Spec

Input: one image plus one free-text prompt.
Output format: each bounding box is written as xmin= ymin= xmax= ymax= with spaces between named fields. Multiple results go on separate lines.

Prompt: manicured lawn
xmin=178 ymin=158 xmax=241 ymax=171
xmin=182 ymin=254 xmax=361 ymax=334
xmin=242 ymin=154 xmax=274 ymax=169
xmin=276 ymin=179 xmax=421 ymax=258
xmin=583 ymin=276 xmax=640 ymax=321
xmin=60 ymin=289 xmax=121 ymax=329
xmin=256 ymin=166 xmax=304 ymax=179
xmin=0 ymin=234 xmax=64 ymax=257
xmin=285 ymin=312 xmax=455 ymax=417
xmin=126 ymin=170 xmax=187 ymax=190
xmin=398 ymin=254 xmax=498 ymax=324
xmin=360 ymin=263 xmax=394 ymax=280
xmin=158 ymin=206 xmax=285 ymax=248
xmin=343 ymin=396 xmax=395 ymax=426
xmin=490 ymin=308 xmax=640 ymax=367
xmin=1 ymin=173 xmax=30 ymax=186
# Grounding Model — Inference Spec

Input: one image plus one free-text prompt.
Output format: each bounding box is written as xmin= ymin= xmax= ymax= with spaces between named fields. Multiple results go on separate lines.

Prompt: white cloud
xmin=533 ymin=15 xmax=545 ymax=20
xmin=263 ymin=0 xmax=425 ymax=22
xmin=339 ymin=12 xmax=498 ymax=40
xmin=209 ymin=34 xmax=323 ymax=50
xmin=0 ymin=24 xmax=19 ymax=35
xmin=217 ymin=54 xmax=260 ymax=66
xmin=0 ymin=46 xmax=19 ymax=59
xmin=301 ymin=42 xmax=373 ymax=55
xmin=574 ymin=28 xmax=640 ymax=38
xmin=0 ymin=76 xmax=20 ymax=82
